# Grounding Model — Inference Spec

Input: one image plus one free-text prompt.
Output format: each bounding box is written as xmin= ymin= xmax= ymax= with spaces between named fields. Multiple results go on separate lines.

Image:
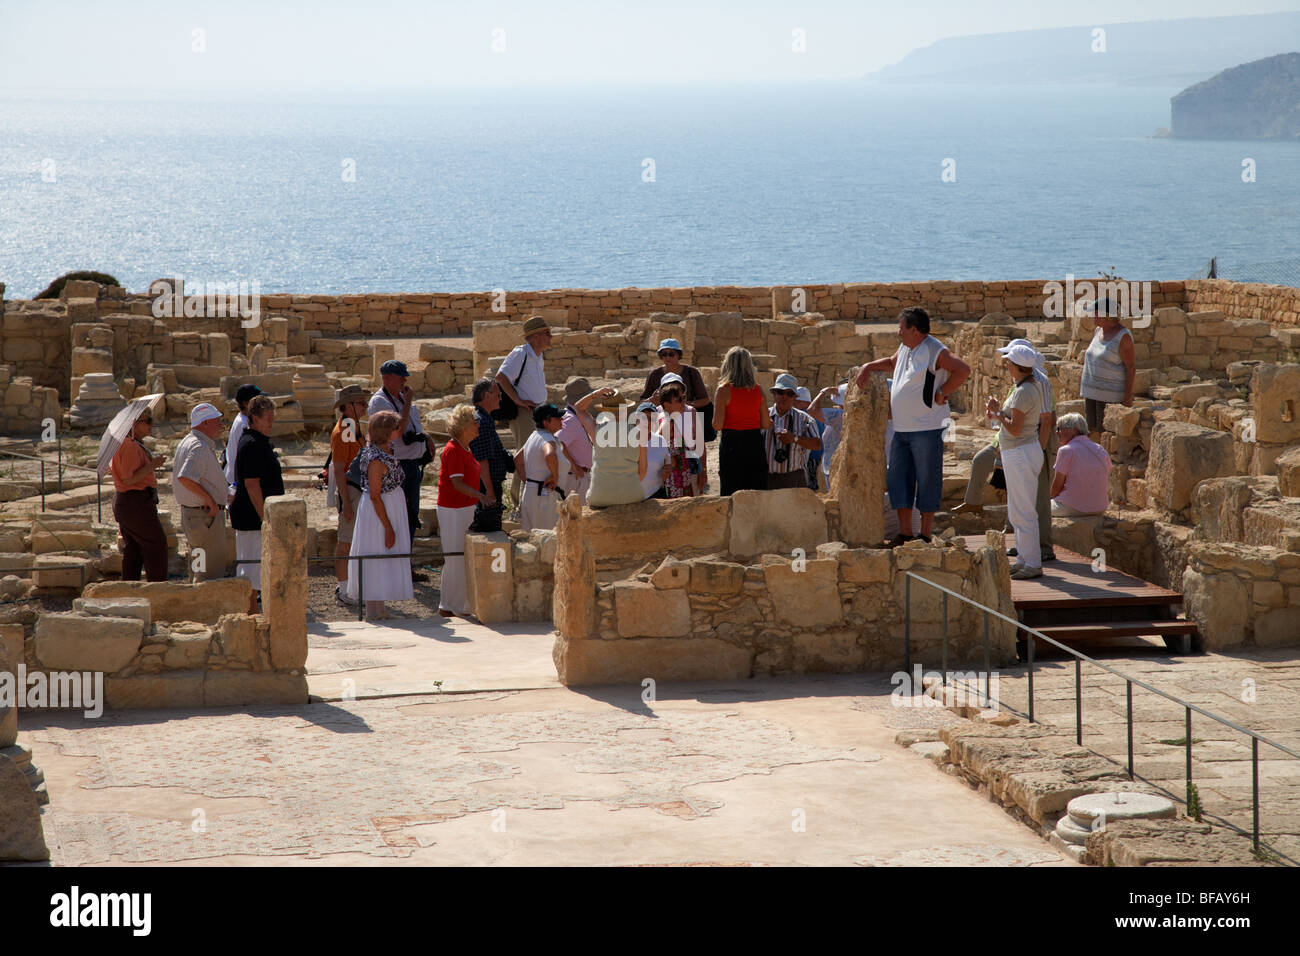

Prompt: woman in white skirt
xmin=985 ymin=343 xmax=1045 ymax=580
xmin=436 ymin=405 xmax=494 ymax=618
xmin=514 ymin=403 xmax=566 ymax=533
xmin=346 ymin=410 xmax=414 ymax=618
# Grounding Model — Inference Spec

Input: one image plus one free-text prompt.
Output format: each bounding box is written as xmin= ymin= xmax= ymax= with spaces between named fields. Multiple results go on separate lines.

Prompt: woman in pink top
xmin=1050 ymin=413 xmax=1112 ymax=516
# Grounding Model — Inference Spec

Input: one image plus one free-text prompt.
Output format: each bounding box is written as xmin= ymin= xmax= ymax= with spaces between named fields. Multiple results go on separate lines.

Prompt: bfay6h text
xmin=50 ymin=887 xmax=151 ymax=936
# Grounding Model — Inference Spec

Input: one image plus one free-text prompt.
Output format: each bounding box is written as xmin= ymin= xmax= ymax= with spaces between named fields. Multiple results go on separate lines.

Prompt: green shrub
xmin=34 ymin=271 xmax=123 ymax=299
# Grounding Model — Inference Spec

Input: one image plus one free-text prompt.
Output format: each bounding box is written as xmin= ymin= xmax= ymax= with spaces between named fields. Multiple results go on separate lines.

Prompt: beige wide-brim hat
xmin=522 ymin=315 xmax=550 ymax=336
xmin=334 ymin=384 xmax=368 ymax=409
xmin=564 ymin=378 xmax=591 ymax=406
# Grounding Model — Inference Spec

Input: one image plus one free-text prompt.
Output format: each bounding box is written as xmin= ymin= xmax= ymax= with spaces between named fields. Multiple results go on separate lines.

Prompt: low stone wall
xmin=549 ymin=491 xmax=1018 ymax=686
xmin=15 ymin=496 xmax=310 ymax=710
xmin=462 ymin=530 xmax=557 ymax=624
xmin=0 ymin=367 xmax=60 ymax=436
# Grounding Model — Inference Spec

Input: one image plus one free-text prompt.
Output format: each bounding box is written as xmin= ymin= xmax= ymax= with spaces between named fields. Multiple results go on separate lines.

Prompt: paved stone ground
xmin=23 ymin=628 xmax=1072 ymax=866
xmin=947 ymin=647 xmax=1300 ymax=863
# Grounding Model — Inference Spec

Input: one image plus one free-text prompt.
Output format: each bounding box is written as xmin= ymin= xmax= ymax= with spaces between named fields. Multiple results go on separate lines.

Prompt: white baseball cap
xmin=795 ymin=387 xmax=811 ymax=402
xmin=660 ymin=372 xmax=685 ymax=388
xmin=1001 ymin=343 xmax=1040 ymax=369
xmin=189 ymin=403 xmax=222 ymax=428
xmin=998 ymin=338 xmax=1046 ymax=370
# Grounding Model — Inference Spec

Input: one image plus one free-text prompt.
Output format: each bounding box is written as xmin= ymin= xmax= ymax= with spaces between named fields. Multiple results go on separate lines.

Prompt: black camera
xmin=773 ymin=446 xmax=790 ymax=464
xmin=402 ymin=429 xmax=421 ymax=445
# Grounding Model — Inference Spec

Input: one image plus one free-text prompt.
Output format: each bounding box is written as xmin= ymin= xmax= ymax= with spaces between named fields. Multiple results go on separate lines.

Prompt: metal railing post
xmin=357 ymin=556 xmax=365 ymax=622
xmin=904 ymin=574 xmax=911 ymax=689
xmin=1026 ymin=618 xmax=1035 ymax=723
xmin=982 ymin=610 xmax=990 ymax=707
xmin=39 ymin=460 xmax=45 ymax=512
xmin=941 ymin=592 xmax=948 ymax=687
xmin=57 ymin=431 xmax=64 ymax=493
xmin=97 ymin=474 xmax=103 ymax=524
xmin=1075 ymin=657 xmax=1082 ymax=745
xmin=1185 ymin=707 xmax=1193 ymax=810
xmin=1252 ymin=738 xmax=1260 ymax=854
xmin=1126 ymin=681 xmax=1134 ymax=780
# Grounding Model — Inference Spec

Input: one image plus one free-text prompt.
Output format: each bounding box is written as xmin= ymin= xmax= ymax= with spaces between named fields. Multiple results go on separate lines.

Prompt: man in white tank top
xmin=857 ymin=307 xmax=971 ymax=545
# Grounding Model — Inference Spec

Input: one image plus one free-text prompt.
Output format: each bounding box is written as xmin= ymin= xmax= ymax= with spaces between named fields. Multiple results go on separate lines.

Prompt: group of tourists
xmin=105 ymin=300 xmax=1129 ymax=616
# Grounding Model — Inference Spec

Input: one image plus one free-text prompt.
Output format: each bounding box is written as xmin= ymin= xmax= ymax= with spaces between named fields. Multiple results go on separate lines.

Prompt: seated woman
xmin=588 ymin=405 xmax=649 ymax=508
xmin=515 ymin=403 xmax=566 ymax=532
xmin=1050 ymin=412 xmax=1112 ymax=516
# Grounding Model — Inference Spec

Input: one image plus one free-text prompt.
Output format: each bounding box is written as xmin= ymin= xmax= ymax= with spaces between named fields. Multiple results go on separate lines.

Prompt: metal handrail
xmin=904 ymin=569 xmax=1298 ymax=856
xmin=235 ymin=548 xmax=447 ymax=622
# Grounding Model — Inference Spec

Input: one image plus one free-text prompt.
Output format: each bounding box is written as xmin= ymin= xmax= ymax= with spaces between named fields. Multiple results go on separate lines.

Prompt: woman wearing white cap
xmin=954 ymin=338 xmax=1056 ymax=563
xmin=986 ymin=343 xmax=1045 ymax=580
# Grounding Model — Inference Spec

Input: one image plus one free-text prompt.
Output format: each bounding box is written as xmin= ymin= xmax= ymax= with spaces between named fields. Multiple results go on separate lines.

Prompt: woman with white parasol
xmin=97 ymin=394 xmax=168 ymax=581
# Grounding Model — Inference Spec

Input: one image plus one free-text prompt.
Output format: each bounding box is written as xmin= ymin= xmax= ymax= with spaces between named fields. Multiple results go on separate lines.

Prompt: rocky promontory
xmin=1171 ymin=52 xmax=1300 ymax=139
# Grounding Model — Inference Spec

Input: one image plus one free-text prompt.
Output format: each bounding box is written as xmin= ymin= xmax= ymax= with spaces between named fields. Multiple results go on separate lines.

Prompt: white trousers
xmin=436 ymin=503 xmax=477 ymax=614
xmin=519 ymin=481 xmax=559 ymax=532
xmin=559 ymin=468 xmax=591 ymax=506
xmin=234 ymin=530 xmax=262 ymax=591
xmin=1002 ymin=442 xmax=1045 ymax=569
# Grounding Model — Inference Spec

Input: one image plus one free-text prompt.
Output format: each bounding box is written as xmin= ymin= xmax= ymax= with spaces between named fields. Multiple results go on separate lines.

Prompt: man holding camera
xmin=495 ymin=315 xmax=553 ymax=509
xmin=765 ymin=373 xmax=822 ymax=490
xmin=369 ymin=359 xmax=435 ymax=539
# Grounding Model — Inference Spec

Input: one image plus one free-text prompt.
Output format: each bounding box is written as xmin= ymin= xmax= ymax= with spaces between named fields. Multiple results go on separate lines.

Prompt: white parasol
xmin=96 ymin=393 xmax=164 ymax=477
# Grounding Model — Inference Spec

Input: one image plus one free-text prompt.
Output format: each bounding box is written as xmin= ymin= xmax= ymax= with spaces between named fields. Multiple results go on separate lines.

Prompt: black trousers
xmin=113 ymin=488 xmax=168 ymax=582
xmin=399 ymin=459 xmax=424 ymax=537
xmin=718 ymin=429 xmax=767 ymax=496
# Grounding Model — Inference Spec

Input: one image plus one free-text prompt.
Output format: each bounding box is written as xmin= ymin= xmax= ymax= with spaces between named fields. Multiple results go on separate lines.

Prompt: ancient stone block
xmin=1254 ymin=606 xmax=1300 ymax=648
xmin=613 ymin=582 xmax=691 ymax=637
xmin=1252 ymin=364 xmax=1300 ymax=445
xmin=34 ymin=612 xmax=143 ymax=672
xmin=554 ymin=636 xmax=752 ymax=685
xmin=583 ymin=496 xmax=730 ymax=560
xmin=687 ymin=559 xmax=745 ymax=594
xmin=1181 ymin=565 xmax=1250 ymax=650
xmin=762 ymin=558 xmax=843 ymax=627
xmin=163 ymin=622 xmax=213 ymax=669
xmin=1147 ymin=422 xmax=1236 ymax=513
xmin=73 ymin=596 xmax=152 ymax=629
xmin=552 ymin=498 xmax=596 ymax=641
xmin=728 ymin=488 xmax=827 ymax=560
xmin=830 ymin=374 xmax=888 ymax=546
xmin=465 ymin=532 xmax=514 ymax=625
xmin=1278 ymin=446 xmax=1300 ymax=497
xmin=105 ymin=673 xmax=204 ymax=709
xmin=263 ymin=497 xmax=307 ymax=670
xmin=793 ymin=629 xmax=866 ymax=672
xmin=834 ymin=547 xmax=893 ymax=584
xmin=82 ymin=578 xmax=252 ymax=624
xmin=201 ymin=671 xmax=308 ymax=707
xmin=0 ymin=754 xmax=48 ymax=861
xmin=650 ymin=555 xmax=688 ymax=589
xmin=217 ymin=613 xmax=259 ymax=665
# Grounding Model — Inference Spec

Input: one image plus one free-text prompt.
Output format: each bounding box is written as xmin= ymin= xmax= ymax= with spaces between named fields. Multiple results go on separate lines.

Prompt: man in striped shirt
xmin=765 ymin=374 xmax=822 ymax=490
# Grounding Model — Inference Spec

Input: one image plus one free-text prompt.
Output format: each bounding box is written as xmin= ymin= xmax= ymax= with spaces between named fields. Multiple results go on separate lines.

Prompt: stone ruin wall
xmin=0 ymin=497 xmax=309 ymax=712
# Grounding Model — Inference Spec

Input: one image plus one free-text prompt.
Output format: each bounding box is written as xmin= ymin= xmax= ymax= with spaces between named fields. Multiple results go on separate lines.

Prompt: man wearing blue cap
xmin=369 ymin=359 xmax=436 ymax=538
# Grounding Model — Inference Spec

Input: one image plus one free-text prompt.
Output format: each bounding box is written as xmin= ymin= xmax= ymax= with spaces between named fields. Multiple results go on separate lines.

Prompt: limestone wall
xmin=1184 ymin=279 xmax=1300 ymax=331
xmin=547 ymin=491 xmax=1018 ymax=686
xmin=11 ymin=496 xmax=310 ymax=710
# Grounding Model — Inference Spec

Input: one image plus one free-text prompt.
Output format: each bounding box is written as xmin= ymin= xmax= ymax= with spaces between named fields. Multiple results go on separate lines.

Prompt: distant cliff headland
xmin=1171 ymin=52 xmax=1300 ymax=139
xmin=867 ymin=12 xmax=1300 ymax=87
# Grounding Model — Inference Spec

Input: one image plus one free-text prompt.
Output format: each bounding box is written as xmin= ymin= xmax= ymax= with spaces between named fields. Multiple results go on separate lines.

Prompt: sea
xmin=2 ymin=82 xmax=1298 ymax=299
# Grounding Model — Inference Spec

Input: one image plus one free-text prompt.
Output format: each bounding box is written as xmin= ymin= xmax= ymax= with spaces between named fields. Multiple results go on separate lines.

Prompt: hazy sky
xmin=2 ymin=0 xmax=1298 ymax=90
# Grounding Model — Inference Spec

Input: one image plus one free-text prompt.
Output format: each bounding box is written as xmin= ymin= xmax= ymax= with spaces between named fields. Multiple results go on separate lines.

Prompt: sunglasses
xmin=772 ymin=389 xmax=796 ymax=397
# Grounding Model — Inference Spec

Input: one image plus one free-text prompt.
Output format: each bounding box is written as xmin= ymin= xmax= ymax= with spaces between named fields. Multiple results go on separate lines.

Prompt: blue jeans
xmin=887 ymin=428 xmax=945 ymax=513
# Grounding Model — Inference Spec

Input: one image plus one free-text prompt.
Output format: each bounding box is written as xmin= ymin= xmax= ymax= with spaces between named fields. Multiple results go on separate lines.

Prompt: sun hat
xmin=379 ymin=359 xmax=410 ymax=378
xmin=564 ymin=378 xmax=591 ymax=406
xmin=1002 ymin=343 xmax=1040 ymax=369
xmin=522 ymin=315 xmax=551 ymax=336
xmin=998 ymin=338 xmax=1047 ymax=370
xmin=833 ymin=384 xmax=846 ymax=407
xmin=635 ymin=401 xmax=658 ymax=415
xmin=189 ymin=403 xmax=222 ymax=428
xmin=795 ymin=387 xmax=811 ymax=402
xmin=657 ymin=338 xmax=683 ymax=355
xmin=334 ymin=384 xmax=367 ymax=409
xmin=771 ymin=373 xmax=799 ymax=393
xmin=660 ymin=372 xmax=685 ymax=388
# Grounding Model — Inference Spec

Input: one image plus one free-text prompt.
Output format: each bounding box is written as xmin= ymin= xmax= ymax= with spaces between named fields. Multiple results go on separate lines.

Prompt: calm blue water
xmin=1 ymin=83 xmax=1298 ymax=299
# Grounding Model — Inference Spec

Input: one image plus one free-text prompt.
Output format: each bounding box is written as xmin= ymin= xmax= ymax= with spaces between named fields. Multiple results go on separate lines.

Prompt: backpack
xmin=491 ymin=348 xmax=529 ymax=422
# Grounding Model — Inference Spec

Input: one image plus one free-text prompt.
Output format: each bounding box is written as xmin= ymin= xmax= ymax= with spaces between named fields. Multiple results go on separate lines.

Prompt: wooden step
xmin=1034 ymin=620 xmax=1199 ymax=642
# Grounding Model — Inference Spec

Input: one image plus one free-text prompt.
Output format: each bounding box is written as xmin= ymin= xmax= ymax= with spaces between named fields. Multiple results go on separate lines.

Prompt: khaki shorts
xmin=337 ymin=484 xmax=363 ymax=544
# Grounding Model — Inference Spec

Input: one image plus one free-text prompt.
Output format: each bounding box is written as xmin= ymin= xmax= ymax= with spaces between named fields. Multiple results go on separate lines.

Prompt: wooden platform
xmin=960 ymin=535 xmax=1196 ymax=654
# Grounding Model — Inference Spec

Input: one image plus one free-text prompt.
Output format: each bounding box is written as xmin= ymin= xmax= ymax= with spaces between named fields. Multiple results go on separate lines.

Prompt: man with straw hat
xmin=495 ymin=315 xmax=553 ymax=509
